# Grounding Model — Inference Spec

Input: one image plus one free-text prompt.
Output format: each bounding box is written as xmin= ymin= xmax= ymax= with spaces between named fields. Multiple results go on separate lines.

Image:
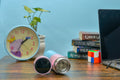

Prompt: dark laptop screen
xmin=98 ymin=9 xmax=120 ymax=60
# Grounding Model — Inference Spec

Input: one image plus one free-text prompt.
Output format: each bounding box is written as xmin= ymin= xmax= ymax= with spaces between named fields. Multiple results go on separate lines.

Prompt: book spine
xmin=73 ymin=46 xmax=100 ymax=53
xmin=79 ymin=48 xmax=100 ymax=53
xmin=79 ymin=32 xmax=100 ymax=41
xmin=67 ymin=51 xmax=88 ymax=59
xmin=72 ymin=40 xmax=100 ymax=47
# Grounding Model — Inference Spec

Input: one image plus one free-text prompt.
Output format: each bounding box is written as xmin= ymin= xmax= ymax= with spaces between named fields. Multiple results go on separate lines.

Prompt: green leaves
xmin=33 ymin=8 xmax=42 ymax=11
xmin=24 ymin=16 xmax=31 ymax=18
xmin=30 ymin=17 xmax=41 ymax=27
xmin=24 ymin=6 xmax=34 ymax=13
xmin=24 ymin=16 xmax=28 ymax=18
xmin=33 ymin=8 xmax=50 ymax=12
xmin=33 ymin=17 xmax=41 ymax=22
xmin=24 ymin=6 xmax=50 ymax=13
xmin=24 ymin=5 xmax=50 ymax=31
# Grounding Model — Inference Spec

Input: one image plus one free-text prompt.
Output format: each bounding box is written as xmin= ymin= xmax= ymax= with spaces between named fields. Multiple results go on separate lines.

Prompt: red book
xmin=79 ymin=31 xmax=100 ymax=41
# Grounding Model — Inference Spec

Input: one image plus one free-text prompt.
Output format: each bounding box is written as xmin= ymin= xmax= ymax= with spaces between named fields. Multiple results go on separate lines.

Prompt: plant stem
xmin=27 ymin=17 xmax=30 ymax=24
xmin=36 ymin=23 xmax=38 ymax=31
xmin=36 ymin=25 xmax=37 ymax=31
xmin=39 ymin=11 xmax=43 ymax=17
xmin=35 ymin=11 xmax=43 ymax=31
xmin=28 ymin=13 xmax=32 ymax=22
xmin=32 ymin=11 xmax=36 ymax=20
xmin=34 ymin=25 xmax=37 ymax=31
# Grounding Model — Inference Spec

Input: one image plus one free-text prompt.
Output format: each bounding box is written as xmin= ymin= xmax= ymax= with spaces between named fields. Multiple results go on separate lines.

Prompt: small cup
xmin=34 ymin=56 xmax=52 ymax=75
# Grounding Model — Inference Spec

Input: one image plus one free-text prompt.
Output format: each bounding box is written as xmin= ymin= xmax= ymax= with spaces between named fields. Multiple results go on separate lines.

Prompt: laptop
xmin=98 ymin=9 xmax=120 ymax=69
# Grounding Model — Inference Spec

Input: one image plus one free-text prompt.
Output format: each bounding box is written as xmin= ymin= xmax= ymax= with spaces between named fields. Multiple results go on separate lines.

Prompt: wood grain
xmin=0 ymin=56 xmax=120 ymax=80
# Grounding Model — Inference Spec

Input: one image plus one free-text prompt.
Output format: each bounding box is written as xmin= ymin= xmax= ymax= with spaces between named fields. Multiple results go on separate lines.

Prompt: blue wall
xmin=1 ymin=0 xmax=120 ymax=59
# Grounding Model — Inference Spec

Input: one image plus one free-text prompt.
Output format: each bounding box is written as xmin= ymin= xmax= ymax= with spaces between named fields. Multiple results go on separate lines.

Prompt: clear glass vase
xmin=33 ymin=34 xmax=45 ymax=58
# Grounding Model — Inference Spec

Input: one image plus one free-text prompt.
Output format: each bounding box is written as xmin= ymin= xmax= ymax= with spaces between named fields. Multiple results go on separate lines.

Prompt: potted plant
xmin=24 ymin=6 xmax=50 ymax=58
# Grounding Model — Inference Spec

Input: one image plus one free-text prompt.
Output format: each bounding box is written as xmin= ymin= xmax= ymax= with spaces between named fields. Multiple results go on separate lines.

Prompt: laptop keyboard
xmin=103 ymin=59 xmax=120 ymax=70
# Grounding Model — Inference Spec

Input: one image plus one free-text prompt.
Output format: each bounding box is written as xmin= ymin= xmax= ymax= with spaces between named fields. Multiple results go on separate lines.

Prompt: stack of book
xmin=68 ymin=31 xmax=100 ymax=59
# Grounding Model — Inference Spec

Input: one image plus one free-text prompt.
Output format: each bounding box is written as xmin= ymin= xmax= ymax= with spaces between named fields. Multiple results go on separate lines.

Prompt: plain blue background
xmin=1 ymin=0 xmax=120 ymax=59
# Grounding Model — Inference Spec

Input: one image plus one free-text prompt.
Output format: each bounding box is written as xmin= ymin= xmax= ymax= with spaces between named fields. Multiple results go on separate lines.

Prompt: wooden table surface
xmin=0 ymin=56 xmax=120 ymax=80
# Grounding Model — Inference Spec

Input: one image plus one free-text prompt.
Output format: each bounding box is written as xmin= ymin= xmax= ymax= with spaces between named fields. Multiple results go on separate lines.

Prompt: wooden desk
xmin=0 ymin=56 xmax=120 ymax=80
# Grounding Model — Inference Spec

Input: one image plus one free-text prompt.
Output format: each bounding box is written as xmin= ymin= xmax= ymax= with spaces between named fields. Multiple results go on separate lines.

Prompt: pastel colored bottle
xmin=44 ymin=50 xmax=71 ymax=74
xmin=34 ymin=56 xmax=52 ymax=75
